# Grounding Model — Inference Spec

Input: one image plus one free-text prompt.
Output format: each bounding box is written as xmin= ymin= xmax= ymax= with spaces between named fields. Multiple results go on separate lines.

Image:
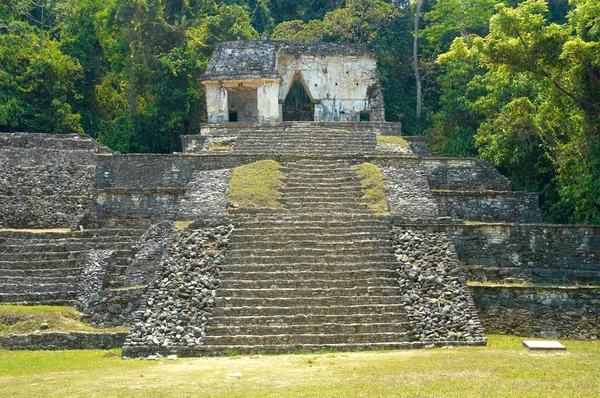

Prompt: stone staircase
xmin=234 ymin=123 xmax=377 ymax=154
xmin=0 ymin=228 xmax=144 ymax=305
xmin=200 ymin=158 xmax=415 ymax=354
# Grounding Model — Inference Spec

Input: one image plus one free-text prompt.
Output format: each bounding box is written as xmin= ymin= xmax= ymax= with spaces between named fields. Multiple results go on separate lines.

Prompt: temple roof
xmin=199 ymin=40 xmax=373 ymax=82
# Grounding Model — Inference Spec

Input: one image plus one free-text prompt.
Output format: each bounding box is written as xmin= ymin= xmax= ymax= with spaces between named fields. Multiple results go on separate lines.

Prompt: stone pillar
xmin=257 ymin=80 xmax=281 ymax=123
xmin=205 ymin=83 xmax=228 ymax=123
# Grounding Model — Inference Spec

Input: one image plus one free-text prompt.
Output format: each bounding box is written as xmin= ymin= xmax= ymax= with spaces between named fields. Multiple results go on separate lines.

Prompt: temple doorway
xmin=282 ymin=80 xmax=314 ymax=121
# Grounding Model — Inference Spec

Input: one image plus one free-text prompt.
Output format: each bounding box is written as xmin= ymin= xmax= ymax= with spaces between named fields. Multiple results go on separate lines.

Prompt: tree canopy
xmin=0 ymin=0 xmax=598 ymax=223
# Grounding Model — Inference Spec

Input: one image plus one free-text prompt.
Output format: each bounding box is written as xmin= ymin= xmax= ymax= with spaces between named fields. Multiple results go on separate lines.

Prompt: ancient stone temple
xmin=199 ymin=40 xmax=385 ymax=123
xmin=0 ymin=40 xmax=599 ymax=354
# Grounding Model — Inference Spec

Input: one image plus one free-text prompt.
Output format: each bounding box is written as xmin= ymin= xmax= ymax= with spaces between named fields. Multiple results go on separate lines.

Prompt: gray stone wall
xmin=379 ymin=161 xmax=440 ymax=220
xmin=391 ymin=228 xmax=486 ymax=344
xmin=77 ymin=250 xmax=114 ymax=308
xmin=0 ymin=133 xmax=106 ymax=228
xmin=0 ymin=332 xmax=127 ymax=350
xmin=433 ymin=191 xmax=542 ymax=223
xmin=126 ymin=222 xmax=178 ymax=287
xmin=179 ymin=169 xmax=232 ymax=219
xmin=402 ymin=223 xmax=600 ymax=285
xmin=424 ymin=159 xmax=512 ymax=191
xmin=123 ymin=224 xmax=233 ymax=357
xmin=471 ymin=285 xmax=600 ymax=339
xmin=81 ymin=287 xmax=146 ymax=328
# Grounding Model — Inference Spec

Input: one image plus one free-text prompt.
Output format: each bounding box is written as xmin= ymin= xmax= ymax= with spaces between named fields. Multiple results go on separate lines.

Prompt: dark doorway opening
xmin=360 ymin=111 xmax=371 ymax=122
xmin=229 ymin=112 xmax=238 ymax=122
xmin=282 ymin=80 xmax=314 ymax=121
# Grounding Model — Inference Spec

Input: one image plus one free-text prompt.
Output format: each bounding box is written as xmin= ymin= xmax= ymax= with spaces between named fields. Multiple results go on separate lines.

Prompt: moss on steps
xmin=228 ymin=160 xmax=285 ymax=211
xmin=351 ymin=163 xmax=390 ymax=215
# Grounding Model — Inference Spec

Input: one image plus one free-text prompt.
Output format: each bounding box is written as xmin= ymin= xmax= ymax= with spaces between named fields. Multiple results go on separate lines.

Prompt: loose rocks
xmin=391 ymin=228 xmax=486 ymax=344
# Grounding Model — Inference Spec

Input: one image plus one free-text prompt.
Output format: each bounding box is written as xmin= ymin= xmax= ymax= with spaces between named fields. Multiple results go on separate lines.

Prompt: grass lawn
xmin=0 ymin=306 xmax=128 ymax=335
xmin=0 ymin=335 xmax=598 ymax=397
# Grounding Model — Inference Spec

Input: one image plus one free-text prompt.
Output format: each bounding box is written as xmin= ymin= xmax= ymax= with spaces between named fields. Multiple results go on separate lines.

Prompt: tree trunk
xmin=413 ymin=0 xmax=423 ymax=121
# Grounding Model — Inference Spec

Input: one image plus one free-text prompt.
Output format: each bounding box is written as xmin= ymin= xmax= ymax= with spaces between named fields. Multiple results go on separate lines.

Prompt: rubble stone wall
xmin=433 ymin=191 xmax=542 ymax=223
xmin=471 ymin=285 xmax=600 ymax=339
xmin=0 ymin=133 xmax=107 ymax=228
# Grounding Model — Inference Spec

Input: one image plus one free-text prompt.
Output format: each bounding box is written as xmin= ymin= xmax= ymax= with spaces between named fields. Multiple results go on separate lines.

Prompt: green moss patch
xmin=208 ymin=139 xmax=232 ymax=152
xmin=228 ymin=160 xmax=285 ymax=210
xmin=351 ymin=162 xmax=390 ymax=215
xmin=376 ymin=135 xmax=411 ymax=152
xmin=0 ymin=306 xmax=127 ymax=335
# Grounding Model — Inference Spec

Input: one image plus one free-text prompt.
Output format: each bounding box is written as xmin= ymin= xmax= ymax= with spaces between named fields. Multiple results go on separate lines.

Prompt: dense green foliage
xmin=0 ymin=0 xmax=598 ymax=223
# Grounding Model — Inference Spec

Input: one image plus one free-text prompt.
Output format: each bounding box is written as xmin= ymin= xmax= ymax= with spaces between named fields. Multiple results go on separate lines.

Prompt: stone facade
xmin=199 ymin=41 xmax=385 ymax=123
xmin=0 ymin=332 xmax=127 ymax=350
xmin=471 ymin=285 xmax=600 ymax=339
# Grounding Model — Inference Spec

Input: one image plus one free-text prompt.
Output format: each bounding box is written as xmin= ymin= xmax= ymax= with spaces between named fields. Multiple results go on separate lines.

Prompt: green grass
xmin=0 ymin=306 xmax=128 ymax=335
xmin=0 ymin=335 xmax=599 ymax=397
xmin=376 ymin=135 xmax=411 ymax=152
xmin=351 ymin=162 xmax=390 ymax=215
xmin=228 ymin=160 xmax=285 ymax=210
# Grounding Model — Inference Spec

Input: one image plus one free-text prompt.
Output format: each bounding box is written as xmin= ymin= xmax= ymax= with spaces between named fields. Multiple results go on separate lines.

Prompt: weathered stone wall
xmin=123 ymin=224 xmax=233 ymax=357
xmin=379 ymin=161 xmax=439 ymax=220
xmin=179 ymin=169 xmax=232 ymax=219
xmin=77 ymin=250 xmax=114 ymax=308
xmin=433 ymin=191 xmax=542 ymax=223
xmin=0 ymin=133 xmax=108 ymax=228
xmin=0 ymin=332 xmax=127 ymax=350
xmin=391 ymin=228 xmax=487 ymax=344
xmin=471 ymin=285 xmax=600 ymax=339
xmin=403 ymin=223 xmax=600 ymax=285
xmin=81 ymin=287 xmax=146 ymax=328
xmin=125 ymin=221 xmax=178 ymax=287
xmin=423 ymin=158 xmax=512 ymax=191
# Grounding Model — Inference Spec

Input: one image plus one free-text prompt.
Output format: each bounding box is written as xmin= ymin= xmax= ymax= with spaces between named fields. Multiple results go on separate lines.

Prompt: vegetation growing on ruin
xmin=208 ymin=139 xmax=233 ymax=152
xmin=1 ymin=335 xmax=599 ymax=397
xmin=228 ymin=160 xmax=285 ymax=210
xmin=0 ymin=306 xmax=127 ymax=335
xmin=376 ymin=136 xmax=412 ymax=152
xmin=352 ymin=162 xmax=390 ymax=215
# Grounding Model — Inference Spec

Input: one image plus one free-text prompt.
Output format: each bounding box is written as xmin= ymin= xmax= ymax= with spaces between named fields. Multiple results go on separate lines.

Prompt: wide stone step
xmin=0 ymin=259 xmax=81 ymax=270
xmin=0 ymin=291 xmax=77 ymax=305
xmin=209 ymin=312 xmax=406 ymax=326
xmin=0 ymin=267 xmax=83 ymax=277
xmin=0 ymin=229 xmax=144 ymax=241
xmin=220 ymin=269 xmax=399 ymax=281
xmin=217 ymin=286 xmax=400 ymax=299
xmin=0 ymin=241 xmax=134 ymax=253
xmin=196 ymin=341 xmax=457 ymax=356
xmin=227 ymin=249 xmax=393 ymax=259
xmin=234 ymin=221 xmax=390 ymax=233
xmin=211 ymin=303 xmax=406 ymax=317
xmin=207 ymin=322 xmax=409 ymax=336
xmin=231 ymin=231 xmax=389 ymax=241
xmin=283 ymin=181 xmax=364 ymax=189
xmin=283 ymin=176 xmax=358 ymax=183
xmin=203 ymin=331 xmax=408 ymax=346
xmin=233 ymin=213 xmax=382 ymax=221
xmin=227 ymin=239 xmax=389 ymax=250
xmin=0 ymin=282 xmax=77 ymax=293
xmin=223 ymin=261 xmax=398 ymax=272
xmin=219 ymin=277 xmax=399 ymax=289
xmin=214 ymin=295 xmax=402 ymax=308
xmin=0 ymin=251 xmax=86 ymax=261
xmin=0 ymin=275 xmax=81 ymax=284
xmin=0 ymin=249 xmax=131 ymax=262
